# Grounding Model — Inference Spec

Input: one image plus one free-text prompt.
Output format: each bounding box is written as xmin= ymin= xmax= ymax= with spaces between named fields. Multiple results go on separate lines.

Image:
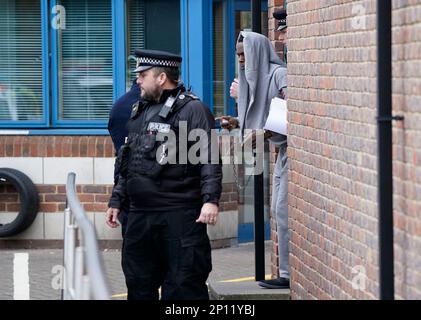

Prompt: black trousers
xmin=117 ymin=200 xmax=130 ymax=237
xmin=122 ymin=207 xmax=212 ymax=300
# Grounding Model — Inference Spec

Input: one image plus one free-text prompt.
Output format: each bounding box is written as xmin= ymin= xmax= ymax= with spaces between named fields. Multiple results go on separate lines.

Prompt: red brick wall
xmin=0 ymin=136 xmax=114 ymax=158
xmin=391 ymin=0 xmax=421 ymax=300
xmin=287 ymin=0 xmax=421 ymax=299
xmin=0 ymin=183 xmax=21 ymax=212
xmin=0 ymin=183 xmax=111 ymax=213
xmin=219 ymin=183 xmax=239 ymax=212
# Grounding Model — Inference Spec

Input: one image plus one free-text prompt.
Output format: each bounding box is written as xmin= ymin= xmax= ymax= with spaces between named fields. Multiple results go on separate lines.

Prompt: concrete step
xmin=208 ymin=280 xmax=290 ymax=300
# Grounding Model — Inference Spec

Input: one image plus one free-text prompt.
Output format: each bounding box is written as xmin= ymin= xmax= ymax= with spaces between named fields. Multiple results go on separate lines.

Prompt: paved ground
xmin=0 ymin=242 xmax=272 ymax=300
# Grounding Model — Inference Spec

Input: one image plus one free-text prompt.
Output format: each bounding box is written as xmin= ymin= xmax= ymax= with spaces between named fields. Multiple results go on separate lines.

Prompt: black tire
xmin=0 ymin=168 xmax=39 ymax=237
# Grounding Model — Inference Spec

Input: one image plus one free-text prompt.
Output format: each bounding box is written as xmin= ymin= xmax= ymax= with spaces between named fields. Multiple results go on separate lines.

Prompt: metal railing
xmin=63 ymin=172 xmax=111 ymax=300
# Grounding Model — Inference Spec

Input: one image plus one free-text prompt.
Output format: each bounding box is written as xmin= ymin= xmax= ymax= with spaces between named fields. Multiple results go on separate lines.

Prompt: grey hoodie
xmin=237 ymin=31 xmax=287 ymax=145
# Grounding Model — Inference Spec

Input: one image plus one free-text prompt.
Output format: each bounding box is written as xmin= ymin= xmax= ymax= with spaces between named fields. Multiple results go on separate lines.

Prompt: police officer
xmin=106 ymin=49 xmax=222 ymax=300
xmin=107 ymin=79 xmax=140 ymax=236
xmin=273 ymin=8 xmax=288 ymax=63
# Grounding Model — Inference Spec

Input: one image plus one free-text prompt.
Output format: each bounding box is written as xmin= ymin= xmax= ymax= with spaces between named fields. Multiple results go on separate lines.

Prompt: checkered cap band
xmin=136 ymin=57 xmax=181 ymax=69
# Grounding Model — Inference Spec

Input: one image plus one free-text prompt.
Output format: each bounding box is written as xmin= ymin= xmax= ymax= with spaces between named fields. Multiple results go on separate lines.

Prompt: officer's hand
xmin=216 ymin=116 xmax=239 ymax=131
xmin=106 ymin=207 xmax=120 ymax=228
xmin=196 ymin=203 xmax=219 ymax=226
xmin=230 ymin=78 xmax=239 ymax=99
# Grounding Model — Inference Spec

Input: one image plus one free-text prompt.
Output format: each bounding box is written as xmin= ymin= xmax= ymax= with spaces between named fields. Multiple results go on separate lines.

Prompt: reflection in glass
xmin=58 ymin=0 xmax=113 ymax=121
xmin=0 ymin=0 xmax=43 ymax=121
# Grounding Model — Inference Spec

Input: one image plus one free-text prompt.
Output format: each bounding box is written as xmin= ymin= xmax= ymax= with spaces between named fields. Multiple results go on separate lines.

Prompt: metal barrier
xmin=63 ymin=172 xmax=111 ymax=300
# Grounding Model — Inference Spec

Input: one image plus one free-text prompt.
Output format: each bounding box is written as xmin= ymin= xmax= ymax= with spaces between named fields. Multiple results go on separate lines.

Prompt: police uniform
xmin=273 ymin=8 xmax=288 ymax=63
xmin=108 ymin=79 xmax=141 ymax=236
xmin=108 ymin=50 xmax=222 ymax=300
xmin=273 ymin=8 xmax=287 ymax=31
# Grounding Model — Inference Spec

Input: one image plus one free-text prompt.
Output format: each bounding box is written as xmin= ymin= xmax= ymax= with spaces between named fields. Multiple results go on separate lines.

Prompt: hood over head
xmin=237 ymin=31 xmax=285 ymax=132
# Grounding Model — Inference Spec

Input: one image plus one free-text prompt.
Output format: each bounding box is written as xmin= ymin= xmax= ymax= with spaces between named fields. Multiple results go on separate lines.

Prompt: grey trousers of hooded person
xmin=271 ymin=144 xmax=289 ymax=279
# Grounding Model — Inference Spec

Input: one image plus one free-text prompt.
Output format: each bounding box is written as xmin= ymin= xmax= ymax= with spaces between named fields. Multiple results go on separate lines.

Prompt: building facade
xmin=5 ymin=0 xmax=419 ymax=300
xmin=0 ymin=0 xmax=271 ymax=245
xmin=286 ymin=0 xmax=421 ymax=299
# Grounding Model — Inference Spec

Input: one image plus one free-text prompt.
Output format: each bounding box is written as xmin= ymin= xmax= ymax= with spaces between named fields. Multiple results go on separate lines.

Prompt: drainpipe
xmin=376 ymin=0 xmax=403 ymax=300
xmin=251 ymin=0 xmax=265 ymax=282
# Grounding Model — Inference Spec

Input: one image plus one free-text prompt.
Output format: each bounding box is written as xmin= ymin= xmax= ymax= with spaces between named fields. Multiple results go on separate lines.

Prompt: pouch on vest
xmin=117 ymin=143 xmax=131 ymax=178
xmin=140 ymin=132 xmax=157 ymax=158
xmin=138 ymin=131 xmax=166 ymax=179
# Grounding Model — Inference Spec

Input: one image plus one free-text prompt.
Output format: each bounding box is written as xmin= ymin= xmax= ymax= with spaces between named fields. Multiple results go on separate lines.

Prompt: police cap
xmin=273 ymin=8 xmax=287 ymax=31
xmin=133 ymin=49 xmax=182 ymax=73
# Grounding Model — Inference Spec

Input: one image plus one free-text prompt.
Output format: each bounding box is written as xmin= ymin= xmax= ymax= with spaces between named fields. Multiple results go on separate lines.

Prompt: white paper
xmin=264 ymin=97 xmax=287 ymax=136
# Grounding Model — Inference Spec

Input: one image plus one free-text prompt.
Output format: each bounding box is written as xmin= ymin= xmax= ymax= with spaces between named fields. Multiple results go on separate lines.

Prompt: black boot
xmin=258 ymin=277 xmax=290 ymax=289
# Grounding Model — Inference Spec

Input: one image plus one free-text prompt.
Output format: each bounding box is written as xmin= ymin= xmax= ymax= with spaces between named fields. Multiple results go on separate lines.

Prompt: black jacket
xmin=108 ymin=79 xmax=140 ymax=154
xmin=108 ymin=79 xmax=141 ymax=183
xmin=108 ymin=86 xmax=222 ymax=211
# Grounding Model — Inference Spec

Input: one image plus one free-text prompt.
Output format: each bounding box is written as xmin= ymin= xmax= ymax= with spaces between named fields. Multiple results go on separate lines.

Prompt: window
xmin=210 ymin=0 xmax=267 ymax=117
xmin=0 ymin=0 xmax=181 ymax=130
xmin=213 ymin=1 xmax=225 ymax=117
xmin=0 ymin=0 xmax=44 ymax=123
xmin=126 ymin=0 xmax=180 ymax=89
xmin=235 ymin=9 xmax=268 ymax=38
xmin=126 ymin=0 xmax=146 ymax=89
xmin=56 ymin=0 xmax=113 ymax=123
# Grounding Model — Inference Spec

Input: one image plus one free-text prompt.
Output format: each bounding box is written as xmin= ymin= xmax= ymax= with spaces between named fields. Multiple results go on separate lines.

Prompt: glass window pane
xmin=235 ymin=11 xmax=268 ymax=38
xmin=126 ymin=0 xmax=146 ymax=89
xmin=126 ymin=0 xmax=181 ymax=89
xmin=58 ymin=0 xmax=113 ymax=121
xmin=0 ymin=0 xmax=43 ymax=121
xmin=213 ymin=1 xmax=225 ymax=117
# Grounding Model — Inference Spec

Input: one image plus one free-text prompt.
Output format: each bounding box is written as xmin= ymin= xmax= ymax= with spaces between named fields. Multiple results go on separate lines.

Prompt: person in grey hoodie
xmin=219 ymin=31 xmax=289 ymax=289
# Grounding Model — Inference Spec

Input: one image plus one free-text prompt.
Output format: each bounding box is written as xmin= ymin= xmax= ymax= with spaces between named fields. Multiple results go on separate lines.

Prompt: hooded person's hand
xmin=230 ymin=78 xmax=239 ymax=99
xmin=216 ymin=116 xmax=239 ymax=131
